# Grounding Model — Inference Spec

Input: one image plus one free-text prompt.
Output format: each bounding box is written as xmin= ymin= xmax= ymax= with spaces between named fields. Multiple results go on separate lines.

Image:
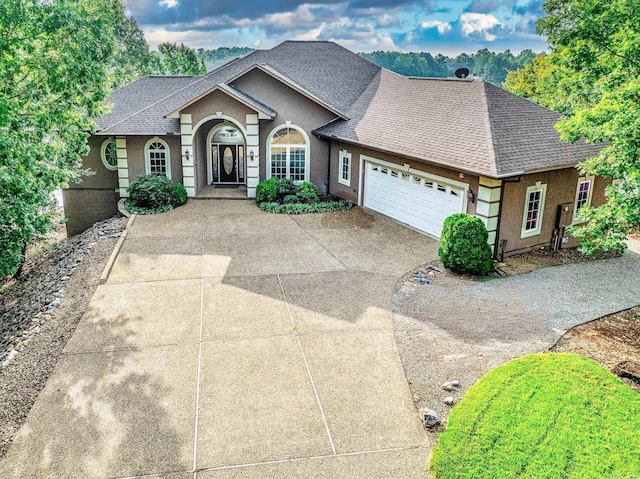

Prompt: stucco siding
xmin=184 ymin=90 xmax=254 ymax=135
xmin=63 ymin=188 xmax=119 ymax=236
xmin=498 ymin=169 xmax=610 ymax=256
xmin=69 ymin=136 xmax=119 ymax=190
xmin=125 ymin=136 xmax=182 ymax=184
xmin=231 ymin=68 xmax=338 ymax=189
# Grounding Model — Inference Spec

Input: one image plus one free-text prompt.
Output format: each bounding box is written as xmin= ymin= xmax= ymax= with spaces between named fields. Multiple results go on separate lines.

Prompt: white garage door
xmin=363 ymin=161 xmax=465 ymax=238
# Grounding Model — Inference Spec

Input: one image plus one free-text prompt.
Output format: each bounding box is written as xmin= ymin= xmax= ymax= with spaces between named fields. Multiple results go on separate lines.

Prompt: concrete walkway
xmin=0 ymin=201 xmax=438 ymax=478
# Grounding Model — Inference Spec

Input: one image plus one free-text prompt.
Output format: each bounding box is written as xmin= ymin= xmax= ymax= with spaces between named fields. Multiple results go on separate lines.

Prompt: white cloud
xmin=158 ymin=0 xmax=178 ymax=8
xmin=421 ymin=20 xmax=452 ymax=35
xmin=460 ymin=12 xmax=500 ymax=40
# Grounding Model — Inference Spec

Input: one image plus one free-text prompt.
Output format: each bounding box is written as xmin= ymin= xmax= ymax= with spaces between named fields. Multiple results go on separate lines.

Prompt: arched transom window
xmin=145 ymin=138 xmax=171 ymax=179
xmin=100 ymin=139 xmax=118 ymax=170
xmin=268 ymin=126 xmax=308 ymax=182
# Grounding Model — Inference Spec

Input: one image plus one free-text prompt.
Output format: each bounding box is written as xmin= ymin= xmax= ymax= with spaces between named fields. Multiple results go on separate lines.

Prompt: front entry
xmin=208 ymin=125 xmax=246 ymax=185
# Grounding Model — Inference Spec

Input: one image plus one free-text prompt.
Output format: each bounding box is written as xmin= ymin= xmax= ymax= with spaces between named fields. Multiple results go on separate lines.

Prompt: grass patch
xmin=430 ymin=353 xmax=640 ymax=479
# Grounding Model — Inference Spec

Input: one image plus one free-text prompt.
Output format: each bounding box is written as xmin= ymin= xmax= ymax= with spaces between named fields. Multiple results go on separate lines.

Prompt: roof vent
xmin=454 ymin=67 xmax=470 ymax=79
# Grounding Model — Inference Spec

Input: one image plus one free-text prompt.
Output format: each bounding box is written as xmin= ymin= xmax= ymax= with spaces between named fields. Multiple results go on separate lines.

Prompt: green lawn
xmin=430 ymin=353 xmax=640 ymax=479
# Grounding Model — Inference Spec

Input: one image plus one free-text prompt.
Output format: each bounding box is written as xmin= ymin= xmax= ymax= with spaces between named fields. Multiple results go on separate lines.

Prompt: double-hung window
xmin=521 ymin=181 xmax=547 ymax=238
xmin=573 ymin=176 xmax=593 ymax=223
xmin=338 ymin=150 xmax=351 ymax=186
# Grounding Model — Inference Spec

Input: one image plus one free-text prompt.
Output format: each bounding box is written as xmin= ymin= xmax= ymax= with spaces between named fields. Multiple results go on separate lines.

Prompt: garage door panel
xmin=364 ymin=161 xmax=465 ymax=238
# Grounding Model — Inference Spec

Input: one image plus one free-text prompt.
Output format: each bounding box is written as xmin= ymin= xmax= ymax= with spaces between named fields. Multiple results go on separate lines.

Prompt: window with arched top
xmin=267 ymin=125 xmax=309 ymax=182
xmin=145 ymin=138 xmax=171 ymax=179
xmin=100 ymin=139 xmax=118 ymax=170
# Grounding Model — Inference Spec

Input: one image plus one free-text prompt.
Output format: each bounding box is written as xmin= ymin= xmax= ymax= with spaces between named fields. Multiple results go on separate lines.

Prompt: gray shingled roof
xmin=97 ymin=41 xmax=380 ymax=136
xmin=97 ymin=76 xmax=197 ymax=133
xmin=96 ymin=40 xmax=601 ymax=177
xmin=315 ymin=71 xmax=603 ymax=177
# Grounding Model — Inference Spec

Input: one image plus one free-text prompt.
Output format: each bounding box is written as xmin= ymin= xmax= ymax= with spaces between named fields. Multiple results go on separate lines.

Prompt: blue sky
xmin=124 ymin=0 xmax=548 ymax=55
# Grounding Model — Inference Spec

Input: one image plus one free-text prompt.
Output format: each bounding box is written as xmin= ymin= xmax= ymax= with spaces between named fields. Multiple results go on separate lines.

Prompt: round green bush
xmin=171 ymin=183 xmax=188 ymax=207
xmin=438 ymin=213 xmax=494 ymax=275
xmin=255 ymin=178 xmax=278 ymax=204
xmin=283 ymin=194 xmax=298 ymax=204
xmin=430 ymin=353 xmax=640 ymax=479
xmin=127 ymin=174 xmax=173 ymax=210
xmin=296 ymin=181 xmax=319 ymax=203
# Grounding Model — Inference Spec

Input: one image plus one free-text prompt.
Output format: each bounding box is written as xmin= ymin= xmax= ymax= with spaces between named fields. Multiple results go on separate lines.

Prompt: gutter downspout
xmin=494 ymin=176 xmax=522 ymax=261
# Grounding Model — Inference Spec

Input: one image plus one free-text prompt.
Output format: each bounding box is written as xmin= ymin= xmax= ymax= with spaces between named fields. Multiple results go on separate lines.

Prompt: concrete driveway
xmin=0 ymin=201 xmax=437 ymax=478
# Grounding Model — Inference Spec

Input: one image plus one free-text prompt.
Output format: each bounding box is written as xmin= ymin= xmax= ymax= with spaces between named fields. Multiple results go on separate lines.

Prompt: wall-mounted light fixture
xmin=466 ymin=189 xmax=475 ymax=203
xmin=249 ymin=150 xmax=254 ymax=160
xmin=184 ymin=149 xmax=190 ymax=161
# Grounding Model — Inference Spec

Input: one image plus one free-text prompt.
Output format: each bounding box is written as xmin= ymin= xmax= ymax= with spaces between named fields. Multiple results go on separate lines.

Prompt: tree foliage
xmin=158 ymin=43 xmax=206 ymax=76
xmin=0 ymin=0 xmax=128 ymax=276
xmin=360 ymin=48 xmax=538 ymax=85
xmin=110 ymin=14 xmax=162 ymax=89
xmin=535 ymin=0 xmax=640 ymax=253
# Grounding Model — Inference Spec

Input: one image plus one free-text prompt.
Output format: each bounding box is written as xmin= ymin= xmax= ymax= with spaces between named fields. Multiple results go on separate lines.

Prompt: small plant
xmin=276 ymin=178 xmax=296 ymax=200
xmin=171 ymin=183 xmax=188 ymax=207
xmin=126 ymin=175 xmax=173 ymax=211
xmin=255 ymin=178 xmax=278 ymax=204
xmin=438 ymin=213 xmax=494 ymax=275
xmin=283 ymin=194 xmax=298 ymax=204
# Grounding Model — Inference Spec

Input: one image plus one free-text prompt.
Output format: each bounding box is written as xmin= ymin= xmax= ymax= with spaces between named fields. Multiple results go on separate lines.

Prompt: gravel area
xmin=0 ymin=216 xmax=127 ymax=458
xmin=392 ymin=250 xmax=640 ymax=444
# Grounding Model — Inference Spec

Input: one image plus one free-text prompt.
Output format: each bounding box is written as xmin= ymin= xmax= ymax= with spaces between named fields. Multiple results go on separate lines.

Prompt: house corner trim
xmin=115 ymin=136 xmax=129 ymax=198
xmin=476 ymin=176 xmax=502 ymax=248
xmin=180 ymin=114 xmax=195 ymax=197
xmin=245 ymin=113 xmax=260 ymax=198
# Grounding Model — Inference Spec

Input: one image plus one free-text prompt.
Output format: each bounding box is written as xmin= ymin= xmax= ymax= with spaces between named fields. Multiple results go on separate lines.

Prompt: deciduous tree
xmin=537 ymin=0 xmax=640 ymax=253
xmin=0 ymin=0 xmax=124 ymax=276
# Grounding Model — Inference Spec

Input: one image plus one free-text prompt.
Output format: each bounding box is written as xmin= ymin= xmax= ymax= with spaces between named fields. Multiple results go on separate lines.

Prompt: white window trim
xmin=266 ymin=124 xmax=310 ymax=183
xmin=521 ymin=181 xmax=547 ymax=238
xmin=144 ymin=137 xmax=171 ymax=180
xmin=100 ymin=138 xmax=118 ymax=171
xmin=338 ymin=150 xmax=351 ymax=186
xmin=572 ymin=175 xmax=594 ymax=225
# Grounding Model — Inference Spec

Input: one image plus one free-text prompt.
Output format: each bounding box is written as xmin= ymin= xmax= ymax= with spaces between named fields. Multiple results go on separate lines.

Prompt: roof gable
xmin=224 ymin=63 xmax=348 ymax=119
xmin=165 ymin=83 xmax=277 ymax=120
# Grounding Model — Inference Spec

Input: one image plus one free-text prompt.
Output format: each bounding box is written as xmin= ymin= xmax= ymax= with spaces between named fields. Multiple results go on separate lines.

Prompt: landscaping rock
xmin=443 ymin=380 xmax=459 ymax=391
xmin=444 ymin=396 xmax=455 ymax=405
xmin=420 ymin=407 xmax=441 ymax=428
xmin=0 ymin=216 xmax=127 ymax=367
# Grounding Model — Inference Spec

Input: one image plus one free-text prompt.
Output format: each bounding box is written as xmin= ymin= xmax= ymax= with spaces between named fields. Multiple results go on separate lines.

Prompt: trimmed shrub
xmin=276 ymin=178 xmax=296 ymax=200
xmin=171 ymin=183 xmax=188 ymax=207
xmin=259 ymin=200 xmax=353 ymax=214
xmin=438 ymin=213 xmax=494 ymax=275
xmin=283 ymin=194 xmax=298 ymax=205
xmin=296 ymin=181 xmax=319 ymax=203
xmin=127 ymin=175 xmax=173 ymax=210
xmin=255 ymin=178 xmax=278 ymax=204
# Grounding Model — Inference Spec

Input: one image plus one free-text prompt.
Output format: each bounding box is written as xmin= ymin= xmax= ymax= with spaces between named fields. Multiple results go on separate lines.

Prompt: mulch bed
xmin=552 ymin=306 xmax=640 ymax=393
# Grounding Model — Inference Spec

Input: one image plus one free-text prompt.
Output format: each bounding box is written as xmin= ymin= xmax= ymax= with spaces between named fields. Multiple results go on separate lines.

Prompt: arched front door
xmin=208 ymin=125 xmax=246 ymax=185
